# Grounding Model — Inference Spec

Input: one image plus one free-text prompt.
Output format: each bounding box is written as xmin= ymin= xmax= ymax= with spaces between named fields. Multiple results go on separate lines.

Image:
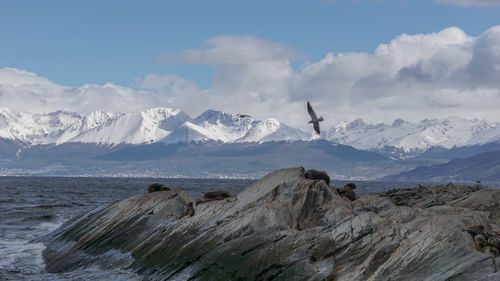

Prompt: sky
xmin=1 ymin=0 xmax=500 ymax=130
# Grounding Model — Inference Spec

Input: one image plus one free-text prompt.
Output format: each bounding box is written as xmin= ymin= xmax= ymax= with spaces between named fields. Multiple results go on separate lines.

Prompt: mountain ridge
xmin=2 ymin=107 xmax=500 ymax=159
xmin=383 ymin=150 xmax=500 ymax=182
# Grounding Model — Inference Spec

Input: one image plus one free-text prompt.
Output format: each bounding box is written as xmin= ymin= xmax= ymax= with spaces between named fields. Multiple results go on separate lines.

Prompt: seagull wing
xmin=313 ymin=122 xmax=320 ymax=134
xmin=307 ymin=101 xmax=318 ymax=120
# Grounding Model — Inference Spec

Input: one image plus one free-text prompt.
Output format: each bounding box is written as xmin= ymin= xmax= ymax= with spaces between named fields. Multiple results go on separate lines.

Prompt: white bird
xmin=307 ymin=101 xmax=324 ymax=134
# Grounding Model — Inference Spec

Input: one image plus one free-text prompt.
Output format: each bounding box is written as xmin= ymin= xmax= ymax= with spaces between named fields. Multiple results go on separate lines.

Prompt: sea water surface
xmin=1 ymin=176 xmax=498 ymax=280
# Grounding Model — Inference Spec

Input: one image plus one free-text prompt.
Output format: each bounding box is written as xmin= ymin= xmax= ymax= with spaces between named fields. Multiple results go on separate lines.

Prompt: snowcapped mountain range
xmin=0 ymin=107 xmax=311 ymax=146
xmin=1 ymin=107 xmax=500 ymax=156
xmin=326 ymin=117 xmax=500 ymax=155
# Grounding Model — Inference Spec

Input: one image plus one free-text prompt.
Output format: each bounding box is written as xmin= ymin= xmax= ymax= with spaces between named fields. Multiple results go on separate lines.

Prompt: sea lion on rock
xmin=466 ymin=225 xmax=489 ymax=239
xmin=304 ymin=169 xmax=330 ymax=185
xmin=466 ymin=225 xmax=500 ymax=257
xmin=488 ymin=235 xmax=500 ymax=250
xmin=482 ymin=246 xmax=499 ymax=257
xmin=475 ymin=234 xmax=489 ymax=249
xmin=343 ymin=183 xmax=356 ymax=191
xmin=473 ymin=224 xmax=485 ymax=230
xmin=147 ymin=183 xmax=170 ymax=193
xmin=196 ymin=190 xmax=236 ymax=204
xmin=185 ymin=202 xmax=195 ymax=217
xmin=337 ymin=183 xmax=357 ymax=201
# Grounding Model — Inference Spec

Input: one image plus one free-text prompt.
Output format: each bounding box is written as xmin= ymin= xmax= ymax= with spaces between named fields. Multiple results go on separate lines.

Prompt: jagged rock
xmin=147 ymin=183 xmax=170 ymax=193
xmin=41 ymin=168 xmax=500 ymax=280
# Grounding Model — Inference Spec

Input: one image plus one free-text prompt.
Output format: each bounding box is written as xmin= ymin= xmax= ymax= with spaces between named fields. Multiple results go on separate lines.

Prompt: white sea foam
xmin=36 ymin=220 xmax=64 ymax=235
xmin=0 ymin=218 xmax=142 ymax=280
xmin=0 ymin=238 xmax=47 ymax=273
xmin=0 ymin=217 xmax=64 ymax=276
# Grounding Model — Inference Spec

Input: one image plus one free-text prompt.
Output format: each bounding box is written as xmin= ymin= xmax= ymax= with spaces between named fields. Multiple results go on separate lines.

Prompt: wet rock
xmin=42 ymin=167 xmax=500 ymax=280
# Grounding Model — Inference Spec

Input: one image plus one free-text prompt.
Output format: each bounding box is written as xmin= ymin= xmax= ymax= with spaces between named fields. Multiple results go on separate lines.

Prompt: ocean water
xmin=0 ymin=176 xmax=496 ymax=280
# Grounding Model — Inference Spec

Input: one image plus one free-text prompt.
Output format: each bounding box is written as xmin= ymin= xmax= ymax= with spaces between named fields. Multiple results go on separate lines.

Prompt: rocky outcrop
xmin=41 ymin=168 xmax=500 ymax=280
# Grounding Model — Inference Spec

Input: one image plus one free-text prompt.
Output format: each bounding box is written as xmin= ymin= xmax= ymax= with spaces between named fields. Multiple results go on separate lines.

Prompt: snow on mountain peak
xmin=236 ymin=118 xmax=281 ymax=143
xmin=195 ymin=109 xmax=245 ymax=126
xmin=346 ymin=118 xmax=368 ymax=130
xmin=0 ymin=107 xmax=192 ymax=145
xmin=2 ymin=107 xmax=500 ymax=153
xmin=0 ymin=107 xmax=309 ymax=145
xmin=142 ymin=107 xmax=181 ymax=119
xmin=391 ymin=118 xmax=407 ymax=128
xmin=162 ymin=111 xmax=308 ymax=144
xmin=326 ymin=116 xmax=500 ymax=153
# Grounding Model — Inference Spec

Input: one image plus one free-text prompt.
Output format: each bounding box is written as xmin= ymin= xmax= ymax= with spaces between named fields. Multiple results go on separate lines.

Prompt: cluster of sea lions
xmin=147 ymin=168 xmax=362 ymax=219
xmin=146 ymin=183 xmax=237 ymax=218
xmin=304 ymin=169 xmax=358 ymax=201
xmin=466 ymin=224 xmax=500 ymax=257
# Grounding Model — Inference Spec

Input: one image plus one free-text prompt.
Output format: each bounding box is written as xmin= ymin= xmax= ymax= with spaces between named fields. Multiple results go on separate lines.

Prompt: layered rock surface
xmin=41 ymin=168 xmax=500 ymax=280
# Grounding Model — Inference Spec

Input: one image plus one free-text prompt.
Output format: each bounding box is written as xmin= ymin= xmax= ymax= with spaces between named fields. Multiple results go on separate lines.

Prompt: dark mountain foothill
xmin=41 ymin=167 xmax=500 ymax=280
xmin=384 ymin=150 xmax=500 ymax=182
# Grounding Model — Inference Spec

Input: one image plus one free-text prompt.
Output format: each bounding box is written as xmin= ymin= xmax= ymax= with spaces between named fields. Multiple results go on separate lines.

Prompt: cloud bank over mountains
xmin=1 ymin=26 xmax=500 ymax=130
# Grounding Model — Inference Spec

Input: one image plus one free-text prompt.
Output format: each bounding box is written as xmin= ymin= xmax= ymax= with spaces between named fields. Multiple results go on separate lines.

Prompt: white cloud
xmin=158 ymin=35 xmax=303 ymax=64
xmin=0 ymin=68 xmax=164 ymax=114
xmin=139 ymin=73 xmax=208 ymax=115
xmin=2 ymin=26 xmax=500 ymax=131
xmin=154 ymin=35 xmax=303 ymax=123
xmin=435 ymin=0 xmax=500 ymax=6
xmin=288 ymin=26 xmax=500 ymax=127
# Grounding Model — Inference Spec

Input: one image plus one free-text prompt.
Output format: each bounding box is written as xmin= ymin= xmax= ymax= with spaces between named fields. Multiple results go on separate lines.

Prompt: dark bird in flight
xmin=237 ymin=114 xmax=251 ymax=118
xmin=307 ymin=101 xmax=324 ymax=134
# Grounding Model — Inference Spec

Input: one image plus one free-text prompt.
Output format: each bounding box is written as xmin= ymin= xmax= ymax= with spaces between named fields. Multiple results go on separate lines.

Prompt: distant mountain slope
xmin=0 ymin=140 xmax=403 ymax=179
xmin=326 ymin=117 xmax=500 ymax=158
xmin=2 ymin=107 xmax=500 ymax=163
xmin=383 ymin=151 xmax=500 ymax=182
xmin=415 ymin=142 xmax=500 ymax=161
xmin=0 ymin=108 xmax=312 ymax=146
xmin=98 ymin=140 xmax=388 ymax=162
xmin=0 ymin=108 xmax=190 ymax=145
xmin=0 ymin=138 xmax=22 ymax=158
xmin=160 ymin=110 xmax=310 ymax=144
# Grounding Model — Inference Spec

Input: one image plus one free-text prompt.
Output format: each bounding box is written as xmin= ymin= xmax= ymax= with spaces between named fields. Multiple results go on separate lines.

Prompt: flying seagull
xmin=307 ymin=101 xmax=324 ymax=134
